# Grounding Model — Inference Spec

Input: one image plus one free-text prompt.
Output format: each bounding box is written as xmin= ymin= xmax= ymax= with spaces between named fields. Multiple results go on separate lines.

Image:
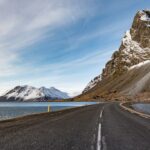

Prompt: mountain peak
xmin=101 ymin=9 xmax=150 ymax=79
xmin=50 ymin=87 xmax=57 ymax=90
xmin=139 ymin=10 xmax=150 ymax=21
xmin=83 ymin=10 xmax=150 ymax=94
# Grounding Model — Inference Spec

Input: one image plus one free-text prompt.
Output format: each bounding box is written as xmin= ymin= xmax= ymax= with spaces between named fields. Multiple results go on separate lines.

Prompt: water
xmin=0 ymin=102 xmax=97 ymax=120
xmin=132 ymin=103 xmax=150 ymax=115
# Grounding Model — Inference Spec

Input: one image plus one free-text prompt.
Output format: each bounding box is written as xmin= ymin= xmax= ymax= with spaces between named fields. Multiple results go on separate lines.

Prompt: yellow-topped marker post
xmin=48 ymin=105 xmax=51 ymax=112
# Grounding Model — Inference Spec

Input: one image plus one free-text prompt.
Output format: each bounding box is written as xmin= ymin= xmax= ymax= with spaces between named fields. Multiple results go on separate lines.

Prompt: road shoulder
xmin=120 ymin=102 xmax=150 ymax=119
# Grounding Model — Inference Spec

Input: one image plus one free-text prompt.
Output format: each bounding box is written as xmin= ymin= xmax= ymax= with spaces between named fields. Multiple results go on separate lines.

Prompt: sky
xmin=0 ymin=0 xmax=149 ymax=96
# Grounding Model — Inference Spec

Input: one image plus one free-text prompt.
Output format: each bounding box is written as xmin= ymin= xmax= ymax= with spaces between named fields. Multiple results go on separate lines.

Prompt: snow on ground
xmin=120 ymin=30 xmax=150 ymax=71
xmin=129 ymin=60 xmax=150 ymax=70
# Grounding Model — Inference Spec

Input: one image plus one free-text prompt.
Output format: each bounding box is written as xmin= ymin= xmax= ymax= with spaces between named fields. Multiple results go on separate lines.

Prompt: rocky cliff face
xmin=83 ymin=10 xmax=150 ymax=93
xmin=102 ymin=10 xmax=150 ymax=79
xmin=77 ymin=61 xmax=150 ymax=101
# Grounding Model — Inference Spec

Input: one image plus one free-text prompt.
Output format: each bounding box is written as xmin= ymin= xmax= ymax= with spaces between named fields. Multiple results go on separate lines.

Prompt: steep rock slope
xmin=77 ymin=61 xmax=150 ymax=101
xmin=0 ymin=85 xmax=69 ymax=101
xmin=102 ymin=10 xmax=150 ymax=79
xmin=81 ymin=10 xmax=150 ymax=101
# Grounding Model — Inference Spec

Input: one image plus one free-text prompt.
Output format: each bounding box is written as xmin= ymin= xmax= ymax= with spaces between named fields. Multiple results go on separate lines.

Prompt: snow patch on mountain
xmin=121 ymin=30 xmax=149 ymax=62
xmin=140 ymin=10 xmax=150 ymax=21
xmin=139 ymin=10 xmax=150 ymax=27
xmin=129 ymin=60 xmax=150 ymax=70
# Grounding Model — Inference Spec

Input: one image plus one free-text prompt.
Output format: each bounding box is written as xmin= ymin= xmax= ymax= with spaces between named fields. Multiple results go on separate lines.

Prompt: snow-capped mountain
xmin=1 ymin=85 xmax=69 ymax=101
xmin=83 ymin=10 xmax=150 ymax=94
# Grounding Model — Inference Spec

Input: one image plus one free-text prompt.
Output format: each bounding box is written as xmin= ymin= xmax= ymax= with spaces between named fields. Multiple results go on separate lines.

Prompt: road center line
xmin=97 ymin=107 xmax=105 ymax=150
xmin=100 ymin=111 xmax=103 ymax=118
xmin=100 ymin=107 xmax=104 ymax=119
xmin=97 ymin=123 xmax=101 ymax=150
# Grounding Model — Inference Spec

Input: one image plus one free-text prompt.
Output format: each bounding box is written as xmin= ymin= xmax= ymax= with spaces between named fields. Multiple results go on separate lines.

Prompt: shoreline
xmin=0 ymin=104 xmax=92 ymax=124
xmin=120 ymin=102 xmax=150 ymax=119
xmin=0 ymin=101 xmax=98 ymax=122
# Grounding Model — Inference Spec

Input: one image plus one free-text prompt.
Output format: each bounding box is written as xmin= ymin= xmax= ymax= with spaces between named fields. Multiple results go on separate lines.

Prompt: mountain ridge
xmin=78 ymin=10 xmax=150 ymax=101
xmin=0 ymin=85 xmax=69 ymax=101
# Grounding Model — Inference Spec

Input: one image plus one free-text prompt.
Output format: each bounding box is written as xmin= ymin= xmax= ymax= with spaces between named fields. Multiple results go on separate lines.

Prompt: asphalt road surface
xmin=0 ymin=103 xmax=150 ymax=150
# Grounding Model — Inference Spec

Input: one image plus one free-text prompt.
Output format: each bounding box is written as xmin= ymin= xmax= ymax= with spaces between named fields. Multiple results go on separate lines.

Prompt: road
xmin=0 ymin=103 xmax=150 ymax=150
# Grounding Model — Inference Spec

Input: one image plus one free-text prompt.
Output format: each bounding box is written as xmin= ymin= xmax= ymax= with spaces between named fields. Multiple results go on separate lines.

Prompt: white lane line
xmin=97 ymin=107 xmax=105 ymax=150
xmin=100 ymin=110 xmax=103 ymax=118
xmin=100 ymin=107 xmax=104 ymax=119
xmin=97 ymin=123 xmax=101 ymax=150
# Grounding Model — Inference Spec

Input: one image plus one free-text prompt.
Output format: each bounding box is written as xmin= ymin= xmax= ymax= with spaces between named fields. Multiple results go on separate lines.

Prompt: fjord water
xmin=0 ymin=102 xmax=97 ymax=120
xmin=132 ymin=103 xmax=150 ymax=115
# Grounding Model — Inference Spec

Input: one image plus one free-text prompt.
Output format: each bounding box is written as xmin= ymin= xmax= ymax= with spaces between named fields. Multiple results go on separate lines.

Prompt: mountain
xmin=78 ymin=60 xmax=150 ymax=101
xmin=0 ymin=85 xmax=70 ymax=101
xmin=78 ymin=10 xmax=150 ymax=101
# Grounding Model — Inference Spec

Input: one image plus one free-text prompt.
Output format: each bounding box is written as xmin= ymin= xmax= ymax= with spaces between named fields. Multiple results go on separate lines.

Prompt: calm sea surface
xmin=0 ymin=102 xmax=97 ymax=120
xmin=132 ymin=103 xmax=150 ymax=115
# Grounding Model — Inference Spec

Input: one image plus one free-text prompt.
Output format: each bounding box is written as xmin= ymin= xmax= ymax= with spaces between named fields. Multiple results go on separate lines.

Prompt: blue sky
xmin=0 ymin=0 xmax=149 ymax=96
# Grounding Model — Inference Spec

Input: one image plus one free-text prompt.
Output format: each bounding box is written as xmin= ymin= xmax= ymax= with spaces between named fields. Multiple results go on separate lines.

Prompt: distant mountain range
xmin=75 ymin=10 xmax=150 ymax=101
xmin=0 ymin=85 xmax=69 ymax=101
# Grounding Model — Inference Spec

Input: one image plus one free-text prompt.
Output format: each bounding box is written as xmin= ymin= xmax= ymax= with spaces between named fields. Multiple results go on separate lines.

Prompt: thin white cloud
xmin=23 ymin=47 xmax=115 ymax=75
xmin=0 ymin=0 xmax=96 ymax=77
